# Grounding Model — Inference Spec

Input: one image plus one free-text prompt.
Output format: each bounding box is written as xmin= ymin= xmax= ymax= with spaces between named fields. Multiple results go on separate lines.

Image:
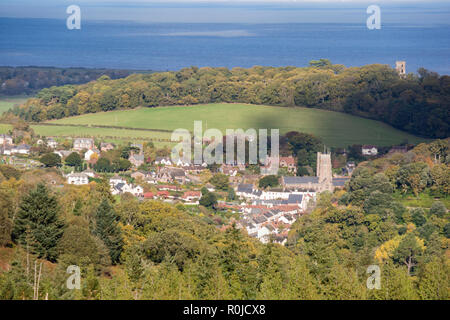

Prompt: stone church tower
xmin=316 ymin=152 xmax=333 ymax=192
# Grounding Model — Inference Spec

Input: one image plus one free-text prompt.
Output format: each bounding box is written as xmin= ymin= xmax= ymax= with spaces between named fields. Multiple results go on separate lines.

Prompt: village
xmin=0 ymin=132 xmax=410 ymax=244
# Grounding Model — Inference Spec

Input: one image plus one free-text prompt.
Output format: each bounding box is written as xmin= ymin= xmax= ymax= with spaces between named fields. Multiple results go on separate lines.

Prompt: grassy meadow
xmin=46 ymin=103 xmax=428 ymax=148
xmin=0 ymin=96 xmax=30 ymax=114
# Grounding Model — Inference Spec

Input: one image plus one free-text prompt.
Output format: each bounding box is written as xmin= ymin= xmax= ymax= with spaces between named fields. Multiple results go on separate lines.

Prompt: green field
xmin=0 ymin=96 xmax=30 ymax=114
xmin=0 ymin=123 xmax=172 ymax=147
xmin=46 ymin=103 xmax=428 ymax=147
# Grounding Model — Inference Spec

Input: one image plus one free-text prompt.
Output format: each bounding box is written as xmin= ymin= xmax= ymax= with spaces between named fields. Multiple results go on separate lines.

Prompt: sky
xmin=0 ymin=1 xmax=449 ymax=23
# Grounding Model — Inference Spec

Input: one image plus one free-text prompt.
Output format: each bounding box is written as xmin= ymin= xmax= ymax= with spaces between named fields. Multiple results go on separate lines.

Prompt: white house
xmin=46 ymin=138 xmax=58 ymax=149
xmin=362 ymin=145 xmax=378 ymax=156
xmin=124 ymin=184 xmax=143 ymax=197
xmin=12 ymin=144 xmax=31 ymax=155
xmin=111 ymin=182 xmax=143 ymax=197
xmin=236 ymin=184 xmax=262 ymax=200
xmin=73 ymin=138 xmax=95 ymax=151
xmin=110 ymin=175 xmax=126 ymax=187
xmin=144 ymin=177 xmax=158 ymax=184
xmin=0 ymin=134 xmax=13 ymax=145
xmin=1 ymin=146 xmax=12 ymax=155
xmin=220 ymin=164 xmax=239 ymax=176
xmin=154 ymin=157 xmax=172 ymax=166
xmin=67 ymin=173 xmax=89 ymax=185
xmin=205 ymin=183 xmax=216 ymax=192
xmin=84 ymin=148 xmax=100 ymax=161
xmin=181 ymin=191 xmax=202 ymax=204
xmin=82 ymin=169 xmax=95 ymax=178
xmin=260 ymin=190 xmax=290 ymax=200
xmin=257 ymin=225 xmax=273 ymax=244
xmin=176 ymin=159 xmax=191 ymax=167
xmin=244 ymin=221 xmax=258 ymax=236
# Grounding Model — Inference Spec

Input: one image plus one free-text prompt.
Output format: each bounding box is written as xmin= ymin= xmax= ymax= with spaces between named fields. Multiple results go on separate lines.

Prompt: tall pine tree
xmin=93 ymin=198 xmax=123 ymax=264
xmin=12 ymin=183 xmax=65 ymax=261
xmin=0 ymin=188 xmax=13 ymax=246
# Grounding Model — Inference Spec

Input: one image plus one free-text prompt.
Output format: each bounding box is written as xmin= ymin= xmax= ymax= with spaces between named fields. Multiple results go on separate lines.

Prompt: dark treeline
xmin=0 ymin=66 xmax=150 ymax=96
xmin=9 ymin=61 xmax=450 ymax=139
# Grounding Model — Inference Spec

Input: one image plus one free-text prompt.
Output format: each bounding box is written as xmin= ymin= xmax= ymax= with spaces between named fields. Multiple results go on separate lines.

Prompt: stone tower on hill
xmin=396 ymin=61 xmax=406 ymax=76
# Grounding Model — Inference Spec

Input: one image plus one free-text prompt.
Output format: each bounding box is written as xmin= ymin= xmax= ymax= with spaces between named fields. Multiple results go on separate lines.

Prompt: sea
xmin=0 ymin=2 xmax=449 ymax=74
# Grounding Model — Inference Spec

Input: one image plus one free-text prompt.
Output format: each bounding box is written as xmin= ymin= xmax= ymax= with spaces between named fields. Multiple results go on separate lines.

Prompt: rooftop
xmin=283 ymin=176 xmax=319 ymax=185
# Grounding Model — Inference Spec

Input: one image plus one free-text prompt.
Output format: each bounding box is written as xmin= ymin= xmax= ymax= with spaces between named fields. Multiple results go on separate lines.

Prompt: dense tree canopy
xmin=0 ymin=66 xmax=140 ymax=95
xmin=9 ymin=64 xmax=450 ymax=139
xmin=39 ymin=153 xmax=61 ymax=168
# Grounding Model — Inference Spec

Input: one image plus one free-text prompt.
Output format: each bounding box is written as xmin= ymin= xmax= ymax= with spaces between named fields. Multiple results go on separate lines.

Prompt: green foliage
xmin=209 ymin=173 xmax=229 ymax=191
xmin=0 ymin=188 xmax=13 ymax=246
xmin=348 ymin=169 xmax=393 ymax=206
xmin=417 ymin=257 xmax=450 ymax=300
xmin=429 ymin=201 xmax=447 ymax=218
xmin=0 ymin=66 xmax=135 ymax=96
xmin=297 ymin=166 xmax=310 ymax=176
xmin=0 ymin=165 xmax=21 ymax=180
xmin=93 ymin=198 xmax=123 ymax=264
xmin=258 ymin=175 xmax=279 ymax=189
xmin=411 ymin=208 xmax=427 ymax=227
xmin=94 ymin=157 xmax=131 ymax=172
xmin=309 ymin=59 xmax=332 ymax=68
xmin=72 ymin=198 xmax=83 ymax=216
xmin=58 ymin=217 xmax=111 ymax=270
xmin=12 ymin=183 xmax=65 ymax=261
xmin=94 ymin=157 xmax=111 ymax=172
xmin=444 ymin=223 xmax=450 ymax=238
xmin=395 ymin=162 xmax=430 ymax=196
xmin=393 ymin=233 xmax=424 ymax=275
xmin=143 ymin=229 xmax=202 ymax=271
xmin=114 ymin=158 xmax=132 ymax=171
xmin=370 ymin=263 xmax=418 ymax=300
xmin=40 ymin=152 xmax=61 ymax=167
xmin=227 ymin=188 xmax=236 ymax=201
xmin=199 ymin=192 xmax=217 ymax=209
xmin=282 ymin=132 xmax=322 ymax=174
xmin=123 ymin=245 xmax=145 ymax=286
xmin=65 ymin=152 xmax=82 ymax=167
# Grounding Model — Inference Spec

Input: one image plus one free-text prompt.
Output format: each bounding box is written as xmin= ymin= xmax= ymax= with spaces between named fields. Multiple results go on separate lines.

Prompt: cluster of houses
xmin=1 ymin=132 xmax=415 ymax=246
xmin=231 ymin=183 xmax=316 ymax=244
xmin=0 ymin=134 xmax=31 ymax=156
xmin=40 ymin=136 xmax=414 ymax=244
xmin=109 ymin=175 xmax=144 ymax=197
xmin=142 ymin=189 xmax=203 ymax=205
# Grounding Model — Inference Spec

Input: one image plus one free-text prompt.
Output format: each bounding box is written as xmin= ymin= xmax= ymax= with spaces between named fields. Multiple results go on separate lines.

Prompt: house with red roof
xmin=156 ymin=191 xmax=169 ymax=199
xmin=143 ymin=192 xmax=154 ymax=199
xmin=182 ymin=191 xmax=201 ymax=204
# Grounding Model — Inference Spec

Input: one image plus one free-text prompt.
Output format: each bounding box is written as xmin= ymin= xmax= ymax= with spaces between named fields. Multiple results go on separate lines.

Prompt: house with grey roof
xmin=73 ymin=138 xmax=94 ymax=151
xmin=67 ymin=173 xmax=89 ymax=185
xmin=332 ymin=177 xmax=349 ymax=188
xmin=129 ymin=152 xmax=145 ymax=168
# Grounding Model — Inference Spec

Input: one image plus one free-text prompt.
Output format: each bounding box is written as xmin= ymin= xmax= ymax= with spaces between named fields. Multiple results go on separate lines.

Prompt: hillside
xmin=43 ymin=103 xmax=427 ymax=148
xmin=9 ymin=64 xmax=450 ymax=139
xmin=0 ymin=96 xmax=29 ymax=114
